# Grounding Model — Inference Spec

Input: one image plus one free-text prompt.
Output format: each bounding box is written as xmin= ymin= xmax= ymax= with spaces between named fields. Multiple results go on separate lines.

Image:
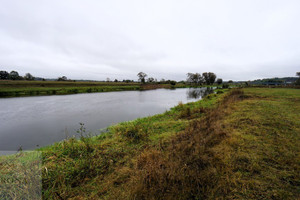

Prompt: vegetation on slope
xmin=220 ymin=88 xmax=300 ymax=199
xmin=0 ymin=151 xmax=42 ymax=199
xmin=40 ymin=88 xmax=299 ymax=199
xmin=1 ymin=88 xmax=299 ymax=199
xmin=41 ymin=89 xmax=224 ymax=199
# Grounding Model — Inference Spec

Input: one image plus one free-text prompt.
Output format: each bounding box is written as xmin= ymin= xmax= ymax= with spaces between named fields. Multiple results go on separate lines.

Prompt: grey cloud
xmin=0 ymin=0 xmax=300 ymax=81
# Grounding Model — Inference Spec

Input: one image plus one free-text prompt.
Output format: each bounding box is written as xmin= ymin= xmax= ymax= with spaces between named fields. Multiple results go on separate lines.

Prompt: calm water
xmin=0 ymin=87 xmax=213 ymax=151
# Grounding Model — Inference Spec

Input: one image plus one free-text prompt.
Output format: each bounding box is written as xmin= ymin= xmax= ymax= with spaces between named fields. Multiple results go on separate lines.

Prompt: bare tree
xmin=137 ymin=72 xmax=147 ymax=83
xmin=147 ymin=77 xmax=155 ymax=83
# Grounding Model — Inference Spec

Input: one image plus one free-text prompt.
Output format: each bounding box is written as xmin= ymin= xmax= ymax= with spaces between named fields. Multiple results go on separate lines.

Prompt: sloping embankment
xmin=41 ymin=88 xmax=300 ymax=199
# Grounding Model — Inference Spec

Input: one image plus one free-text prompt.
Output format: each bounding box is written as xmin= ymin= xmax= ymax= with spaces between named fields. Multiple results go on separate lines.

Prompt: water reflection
xmin=0 ymin=88 xmax=210 ymax=151
xmin=186 ymin=87 xmax=214 ymax=99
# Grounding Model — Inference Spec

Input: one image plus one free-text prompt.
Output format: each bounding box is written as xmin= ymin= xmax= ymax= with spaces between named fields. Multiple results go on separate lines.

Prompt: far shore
xmin=0 ymin=80 xmax=217 ymax=98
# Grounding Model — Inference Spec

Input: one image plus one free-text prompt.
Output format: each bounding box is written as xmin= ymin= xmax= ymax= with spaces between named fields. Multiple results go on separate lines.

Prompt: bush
xmin=222 ymin=84 xmax=229 ymax=88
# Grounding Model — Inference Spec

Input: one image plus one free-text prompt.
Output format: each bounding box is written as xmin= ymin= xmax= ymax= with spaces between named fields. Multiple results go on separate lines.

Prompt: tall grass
xmin=40 ymin=89 xmax=230 ymax=199
xmin=0 ymin=151 xmax=42 ymax=199
xmin=119 ymin=90 xmax=246 ymax=199
xmin=22 ymin=88 xmax=300 ymax=199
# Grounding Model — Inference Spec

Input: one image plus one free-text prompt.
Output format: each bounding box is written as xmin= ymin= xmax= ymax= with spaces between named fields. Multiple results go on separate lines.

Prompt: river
xmin=0 ymin=87 xmax=213 ymax=152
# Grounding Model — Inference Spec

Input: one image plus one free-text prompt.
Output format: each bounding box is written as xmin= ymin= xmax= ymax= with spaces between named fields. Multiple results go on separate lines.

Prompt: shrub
xmin=222 ymin=84 xmax=229 ymax=88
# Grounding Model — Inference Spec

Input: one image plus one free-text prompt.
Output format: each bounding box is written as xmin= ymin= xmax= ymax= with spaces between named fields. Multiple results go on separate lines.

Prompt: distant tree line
xmin=250 ymin=75 xmax=300 ymax=85
xmin=186 ymin=72 xmax=219 ymax=85
xmin=105 ymin=79 xmax=134 ymax=83
xmin=57 ymin=76 xmax=68 ymax=81
xmin=2 ymin=69 xmax=300 ymax=86
xmin=137 ymin=72 xmax=177 ymax=85
xmin=0 ymin=70 xmax=35 ymax=80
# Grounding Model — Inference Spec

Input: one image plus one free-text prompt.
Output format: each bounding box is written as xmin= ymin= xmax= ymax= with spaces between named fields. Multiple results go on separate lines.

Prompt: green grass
xmin=0 ymin=80 xmax=229 ymax=98
xmin=0 ymin=80 xmax=191 ymax=97
xmin=0 ymin=81 xmax=142 ymax=97
xmin=39 ymin=90 xmax=224 ymax=199
xmin=218 ymin=88 xmax=300 ymax=199
xmin=0 ymin=151 xmax=42 ymax=199
xmin=1 ymin=87 xmax=299 ymax=199
xmin=0 ymin=85 xmax=142 ymax=97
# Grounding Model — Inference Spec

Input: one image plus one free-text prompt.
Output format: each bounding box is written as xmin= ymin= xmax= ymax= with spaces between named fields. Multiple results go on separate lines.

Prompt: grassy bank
xmin=0 ymin=80 xmax=188 ymax=97
xmin=0 ymin=81 xmax=141 ymax=97
xmin=0 ymin=151 xmax=42 ymax=199
xmin=40 ymin=88 xmax=224 ymax=199
xmin=220 ymin=88 xmax=300 ymax=199
xmin=1 ymin=88 xmax=299 ymax=199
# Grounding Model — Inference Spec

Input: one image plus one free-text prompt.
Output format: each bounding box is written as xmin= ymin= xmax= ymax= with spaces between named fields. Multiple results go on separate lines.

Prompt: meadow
xmin=0 ymin=87 xmax=299 ymax=199
xmin=0 ymin=80 xmax=217 ymax=97
xmin=0 ymin=80 xmax=142 ymax=97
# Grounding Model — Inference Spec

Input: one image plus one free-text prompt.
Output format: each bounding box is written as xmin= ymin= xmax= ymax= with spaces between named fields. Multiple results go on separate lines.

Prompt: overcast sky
xmin=0 ymin=0 xmax=299 ymax=81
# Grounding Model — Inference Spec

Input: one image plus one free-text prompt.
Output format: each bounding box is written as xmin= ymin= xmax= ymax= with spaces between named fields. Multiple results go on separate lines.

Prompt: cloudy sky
xmin=0 ymin=0 xmax=299 ymax=81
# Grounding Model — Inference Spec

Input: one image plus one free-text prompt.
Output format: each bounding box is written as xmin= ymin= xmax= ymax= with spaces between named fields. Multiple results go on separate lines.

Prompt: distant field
xmin=0 ymin=80 xmax=140 ymax=88
xmin=0 ymin=80 xmax=186 ymax=97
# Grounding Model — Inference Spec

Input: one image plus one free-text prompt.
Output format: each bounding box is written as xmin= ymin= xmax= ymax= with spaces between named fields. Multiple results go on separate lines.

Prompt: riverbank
xmin=1 ymin=88 xmax=299 ymax=199
xmin=0 ymin=80 xmax=189 ymax=97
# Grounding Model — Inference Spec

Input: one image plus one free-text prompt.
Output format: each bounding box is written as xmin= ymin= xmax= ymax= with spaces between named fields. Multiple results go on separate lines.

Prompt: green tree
xmin=57 ymin=76 xmax=67 ymax=81
xmin=24 ymin=73 xmax=34 ymax=80
xmin=9 ymin=70 xmax=20 ymax=80
xmin=216 ymin=78 xmax=223 ymax=85
xmin=0 ymin=71 xmax=9 ymax=80
xmin=170 ymin=80 xmax=177 ymax=86
xmin=187 ymin=73 xmax=203 ymax=85
xmin=296 ymin=72 xmax=300 ymax=85
xmin=202 ymin=72 xmax=216 ymax=85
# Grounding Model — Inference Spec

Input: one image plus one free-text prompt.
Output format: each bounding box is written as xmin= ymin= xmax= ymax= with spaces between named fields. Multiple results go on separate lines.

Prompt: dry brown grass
xmin=107 ymin=89 xmax=246 ymax=199
xmin=41 ymin=88 xmax=300 ymax=199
